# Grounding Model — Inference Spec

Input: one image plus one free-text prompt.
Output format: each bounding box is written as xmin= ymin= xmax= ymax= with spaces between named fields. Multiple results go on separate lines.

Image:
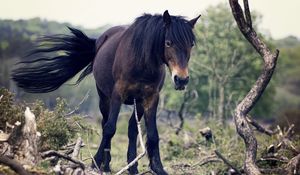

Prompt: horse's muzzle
xmin=174 ymin=75 xmax=189 ymax=90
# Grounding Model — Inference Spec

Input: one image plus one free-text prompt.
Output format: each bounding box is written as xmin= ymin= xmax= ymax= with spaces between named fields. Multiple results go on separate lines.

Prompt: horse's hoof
xmin=103 ymin=172 xmax=111 ymax=175
xmin=91 ymin=162 xmax=101 ymax=170
xmin=149 ymin=166 xmax=168 ymax=175
xmin=128 ymin=166 xmax=139 ymax=175
xmin=128 ymin=170 xmax=139 ymax=175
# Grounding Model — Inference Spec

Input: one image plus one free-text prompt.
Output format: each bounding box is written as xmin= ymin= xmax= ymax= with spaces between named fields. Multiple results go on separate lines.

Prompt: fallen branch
xmin=40 ymin=150 xmax=85 ymax=169
xmin=275 ymin=125 xmax=299 ymax=155
xmin=115 ymin=99 xmax=146 ymax=175
xmin=257 ymin=156 xmax=289 ymax=164
xmin=71 ymin=137 xmax=82 ymax=159
xmin=260 ymin=168 xmax=287 ymax=174
xmin=285 ymin=153 xmax=300 ymax=174
xmin=214 ymin=150 xmax=242 ymax=175
xmin=192 ymin=154 xmax=222 ymax=167
xmin=0 ymin=156 xmax=31 ymax=175
xmin=228 ymin=0 xmax=279 ymax=174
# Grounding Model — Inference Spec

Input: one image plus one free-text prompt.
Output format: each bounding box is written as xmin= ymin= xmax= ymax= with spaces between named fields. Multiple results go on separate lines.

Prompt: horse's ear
xmin=189 ymin=14 xmax=201 ymax=28
xmin=163 ymin=10 xmax=171 ymax=26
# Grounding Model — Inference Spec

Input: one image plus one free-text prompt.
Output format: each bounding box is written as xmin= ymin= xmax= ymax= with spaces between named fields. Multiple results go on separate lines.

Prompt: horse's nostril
xmin=174 ymin=75 xmax=189 ymax=85
xmin=174 ymin=75 xmax=179 ymax=83
xmin=185 ymin=76 xmax=189 ymax=84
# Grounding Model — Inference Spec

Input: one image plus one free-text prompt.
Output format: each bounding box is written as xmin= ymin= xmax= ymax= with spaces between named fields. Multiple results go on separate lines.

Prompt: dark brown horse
xmin=12 ymin=10 xmax=200 ymax=174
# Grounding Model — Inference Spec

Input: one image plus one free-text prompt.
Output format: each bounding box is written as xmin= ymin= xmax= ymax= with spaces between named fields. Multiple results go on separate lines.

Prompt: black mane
xmin=129 ymin=13 xmax=195 ymax=70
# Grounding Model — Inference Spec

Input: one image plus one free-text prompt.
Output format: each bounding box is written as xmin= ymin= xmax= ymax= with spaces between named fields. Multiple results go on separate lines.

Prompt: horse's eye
xmin=191 ymin=41 xmax=195 ymax=47
xmin=165 ymin=40 xmax=172 ymax=47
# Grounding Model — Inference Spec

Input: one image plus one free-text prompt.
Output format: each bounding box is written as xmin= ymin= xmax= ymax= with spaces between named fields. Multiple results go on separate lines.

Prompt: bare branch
xmin=86 ymin=130 xmax=100 ymax=172
xmin=243 ymin=0 xmax=252 ymax=28
xmin=69 ymin=137 xmax=82 ymax=166
xmin=41 ymin=150 xmax=85 ymax=169
xmin=215 ymin=150 xmax=242 ymax=175
xmin=246 ymin=116 xmax=277 ymax=136
xmin=228 ymin=0 xmax=280 ymax=174
xmin=116 ymin=99 xmax=146 ymax=175
xmin=0 ymin=156 xmax=31 ymax=175
xmin=65 ymin=90 xmax=90 ymax=117
xmin=285 ymin=153 xmax=300 ymax=174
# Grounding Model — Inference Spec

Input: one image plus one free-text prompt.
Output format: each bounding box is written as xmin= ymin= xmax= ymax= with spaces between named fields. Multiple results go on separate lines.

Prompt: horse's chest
xmin=122 ymin=83 xmax=157 ymax=105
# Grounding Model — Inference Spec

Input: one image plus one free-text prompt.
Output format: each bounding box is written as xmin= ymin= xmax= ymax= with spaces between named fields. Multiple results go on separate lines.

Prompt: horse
xmin=12 ymin=10 xmax=200 ymax=175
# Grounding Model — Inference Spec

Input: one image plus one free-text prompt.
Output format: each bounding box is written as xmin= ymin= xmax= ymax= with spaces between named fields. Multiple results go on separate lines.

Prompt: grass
xmin=76 ymin=113 xmax=286 ymax=175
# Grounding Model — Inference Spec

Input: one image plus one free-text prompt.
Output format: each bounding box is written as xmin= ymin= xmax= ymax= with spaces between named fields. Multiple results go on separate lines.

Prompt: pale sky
xmin=0 ymin=0 xmax=299 ymax=39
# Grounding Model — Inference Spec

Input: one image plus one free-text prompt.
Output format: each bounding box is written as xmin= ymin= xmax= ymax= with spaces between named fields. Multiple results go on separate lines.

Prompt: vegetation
xmin=0 ymin=2 xmax=299 ymax=175
xmin=1 ymin=89 xmax=299 ymax=174
xmin=0 ymin=88 xmax=77 ymax=150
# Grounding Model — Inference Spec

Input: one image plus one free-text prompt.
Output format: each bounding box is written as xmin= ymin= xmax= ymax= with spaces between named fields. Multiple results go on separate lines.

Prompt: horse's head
xmin=162 ymin=10 xmax=200 ymax=90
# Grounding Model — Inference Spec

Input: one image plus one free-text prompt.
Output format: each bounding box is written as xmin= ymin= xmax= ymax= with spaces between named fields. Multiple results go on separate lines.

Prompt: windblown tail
xmin=12 ymin=27 xmax=96 ymax=93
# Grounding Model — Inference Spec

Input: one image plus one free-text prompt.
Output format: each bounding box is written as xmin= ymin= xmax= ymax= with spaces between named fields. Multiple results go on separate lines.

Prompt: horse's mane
xmin=128 ymin=13 xmax=195 ymax=71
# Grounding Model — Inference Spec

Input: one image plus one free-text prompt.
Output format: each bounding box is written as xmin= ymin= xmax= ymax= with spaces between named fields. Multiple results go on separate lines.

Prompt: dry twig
xmin=41 ymin=150 xmax=85 ymax=169
xmin=65 ymin=90 xmax=90 ymax=117
xmin=115 ymin=99 xmax=146 ymax=175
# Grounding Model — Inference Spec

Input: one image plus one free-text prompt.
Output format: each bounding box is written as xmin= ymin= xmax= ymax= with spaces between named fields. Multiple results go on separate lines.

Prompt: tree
xmin=228 ymin=0 xmax=279 ymax=174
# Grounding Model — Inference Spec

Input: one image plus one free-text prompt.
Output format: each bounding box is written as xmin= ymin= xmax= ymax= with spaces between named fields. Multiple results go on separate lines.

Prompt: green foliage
xmin=0 ymin=88 xmax=24 ymax=130
xmin=0 ymin=88 xmax=77 ymax=151
xmin=33 ymin=98 xmax=76 ymax=150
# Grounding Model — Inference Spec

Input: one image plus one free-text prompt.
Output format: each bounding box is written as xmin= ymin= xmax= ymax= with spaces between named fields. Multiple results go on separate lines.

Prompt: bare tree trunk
xmin=8 ymin=107 xmax=39 ymax=166
xmin=208 ymin=78 xmax=214 ymax=117
xmin=217 ymin=84 xmax=225 ymax=124
xmin=228 ymin=0 xmax=279 ymax=175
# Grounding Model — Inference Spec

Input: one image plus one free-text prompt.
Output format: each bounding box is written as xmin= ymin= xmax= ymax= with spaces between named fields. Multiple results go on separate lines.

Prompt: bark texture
xmin=8 ymin=107 xmax=39 ymax=166
xmin=228 ymin=0 xmax=279 ymax=174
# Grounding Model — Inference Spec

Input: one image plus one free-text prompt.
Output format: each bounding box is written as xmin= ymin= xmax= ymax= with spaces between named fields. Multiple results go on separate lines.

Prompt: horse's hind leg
xmin=94 ymin=88 xmax=122 ymax=172
xmin=93 ymin=90 xmax=112 ymax=172
xmin=127 ymin=103 xmax=144 ymax=174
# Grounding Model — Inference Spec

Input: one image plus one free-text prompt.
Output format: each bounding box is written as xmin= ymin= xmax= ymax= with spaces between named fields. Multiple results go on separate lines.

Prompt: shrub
xmin=0 ymin=88 xmax=24 ymax=131
xmin=0 ymin=88 xmax=76 ymax=151
xmin=33 ymin=98 xmax=76 ymax=151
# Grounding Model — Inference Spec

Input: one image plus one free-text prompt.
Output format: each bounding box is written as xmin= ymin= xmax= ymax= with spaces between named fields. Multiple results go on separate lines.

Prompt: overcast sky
xmin=0 ymin=0 xmax=299 ymax=39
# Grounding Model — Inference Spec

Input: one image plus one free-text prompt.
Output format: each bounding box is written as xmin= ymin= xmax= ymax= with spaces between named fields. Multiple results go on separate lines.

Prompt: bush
xmin=0 ymin=88 xmax=24 ymax=131
xmin=33 ymin=98 xmax=76 ymax=151
xmin=0 ymin=88 xmax=77 ymax=151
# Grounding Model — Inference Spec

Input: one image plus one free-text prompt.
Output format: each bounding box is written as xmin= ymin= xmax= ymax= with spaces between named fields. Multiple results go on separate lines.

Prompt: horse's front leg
xmin=143 ymin=93 xmax=168 ymax=175
xmin=93 ymin=89 xmax=122 ymax=172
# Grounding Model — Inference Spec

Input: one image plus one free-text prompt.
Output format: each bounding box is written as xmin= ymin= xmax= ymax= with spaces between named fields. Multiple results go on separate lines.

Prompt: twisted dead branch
xmin=228 ymin=0 xmax=279 ymax=174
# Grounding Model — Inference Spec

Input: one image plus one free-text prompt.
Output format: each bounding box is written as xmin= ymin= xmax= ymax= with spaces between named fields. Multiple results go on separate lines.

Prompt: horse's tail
xmin=12 ymin=27 xmax=97 ymax=93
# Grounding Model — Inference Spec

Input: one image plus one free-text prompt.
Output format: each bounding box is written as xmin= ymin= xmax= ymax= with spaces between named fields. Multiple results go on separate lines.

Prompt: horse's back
xmin=93 ymin=25 xmax=127 ymax=97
